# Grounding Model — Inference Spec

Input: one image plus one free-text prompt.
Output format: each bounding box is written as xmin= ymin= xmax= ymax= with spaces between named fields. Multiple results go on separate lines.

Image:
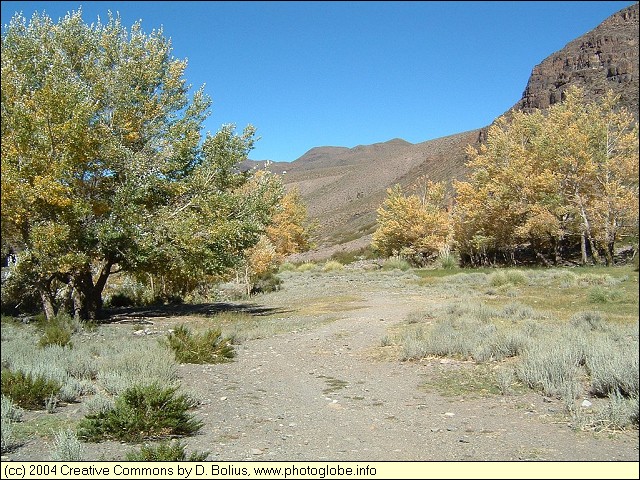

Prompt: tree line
xmin=373 ymin=87 xmax=638 ymax=267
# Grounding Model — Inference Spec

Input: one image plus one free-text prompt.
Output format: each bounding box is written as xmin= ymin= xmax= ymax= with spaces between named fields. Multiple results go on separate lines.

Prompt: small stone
xmin=581 ymin=399 xmax=593 ymax=408
xmin=444 ymin=412 xmax=455 ymax=417
xmin=251 ymin=448 xmax=264 ymax=455
xmin=219 ymin=396 xmax=227 ymax=401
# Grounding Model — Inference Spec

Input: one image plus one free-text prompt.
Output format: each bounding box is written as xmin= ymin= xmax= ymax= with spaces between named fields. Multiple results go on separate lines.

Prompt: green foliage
xmin=1 ymin=369 xmax=61 ymax=410
xmin=126 ymin=440 xmax=209 ymax=461
xmin=588 ymin=286 xmax=623 ymax=304
xmin=322 ymin=261 xmax=344 ymax=272
xmin=438 ymin=252 xmax=458 ymax=270
xmin=296 ymin=262 xmax=317 ymax=272
xmin=381 ymin=257 xmax=412 ymax=271
xmin=77 ymin=384 xmax=202 ymax=442
xmin=1 ymin=10 xmax=284 ymax=320
xmin=330 ymin=246 xmax=376 ymax=265
xmin=166 ymin=325 xmax=235 ymax=364
xmin=489 ymin=270 xmax=528 ymax=287
xmin=253 ymin=273 xmax=283 ymax=294
xmin=38 ymin=315 xmax=74 ymax=348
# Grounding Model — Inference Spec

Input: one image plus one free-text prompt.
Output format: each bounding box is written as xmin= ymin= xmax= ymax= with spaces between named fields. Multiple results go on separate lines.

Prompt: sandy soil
xmin=3 ymin=267 xmax=638 ymax=463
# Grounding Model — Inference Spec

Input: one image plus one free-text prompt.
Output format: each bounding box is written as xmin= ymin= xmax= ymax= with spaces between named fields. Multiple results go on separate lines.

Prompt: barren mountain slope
xmin=244 ymin=3 xmax=639 ymax=258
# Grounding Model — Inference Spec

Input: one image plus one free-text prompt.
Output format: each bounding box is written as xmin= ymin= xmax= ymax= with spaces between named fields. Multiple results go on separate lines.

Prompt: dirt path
xmin=176 ymin=273 xmax=638 ymax=462
xmin=5 ymin=269 xmax=639 ymax=462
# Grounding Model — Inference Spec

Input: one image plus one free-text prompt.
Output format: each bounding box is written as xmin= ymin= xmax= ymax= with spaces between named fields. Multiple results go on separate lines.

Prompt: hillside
xmin=514 ymin=2 xmax=638 ymax=117
xmin=245 ymin=3 xmax=639 ymax=260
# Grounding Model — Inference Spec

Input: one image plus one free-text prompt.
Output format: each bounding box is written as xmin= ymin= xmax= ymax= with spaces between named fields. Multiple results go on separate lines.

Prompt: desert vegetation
xmin=389 ymin=267 xmax=638 ymax=431
xmin=1 ymin=7 xmax=638 ymax=462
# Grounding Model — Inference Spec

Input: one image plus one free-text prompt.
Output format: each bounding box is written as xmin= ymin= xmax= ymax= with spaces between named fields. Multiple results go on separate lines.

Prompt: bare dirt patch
xmin=3 ymin=267 xmax=638 ymax=462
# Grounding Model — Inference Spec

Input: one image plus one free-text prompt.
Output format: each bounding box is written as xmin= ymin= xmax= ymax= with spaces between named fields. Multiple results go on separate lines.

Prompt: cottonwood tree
xmin=1 ymin=10 xmax=282 ymax=320
xmin=453 ymin=86 xmax=638 ymax=265
xmin=240 ymin=186 xmax=312 ymax=294
xmin=371 ymin=178 xmax=451 ymax=265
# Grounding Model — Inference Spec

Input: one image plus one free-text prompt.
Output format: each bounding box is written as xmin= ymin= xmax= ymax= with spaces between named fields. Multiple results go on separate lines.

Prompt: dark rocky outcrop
xmin=513 ymin=3 xmax=638 ymax=117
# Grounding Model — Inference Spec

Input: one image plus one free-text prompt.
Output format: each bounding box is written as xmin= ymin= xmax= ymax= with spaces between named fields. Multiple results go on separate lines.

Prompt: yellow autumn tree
xmin=453 ymin=86 xmax=638 ymax=266
xmin=266 ymin=187 xmax=312 ymax=256
xmin=239 ymin=185 xmax=312 ymax=294
xmin=372 ymin=178 xmax=451 ymax=266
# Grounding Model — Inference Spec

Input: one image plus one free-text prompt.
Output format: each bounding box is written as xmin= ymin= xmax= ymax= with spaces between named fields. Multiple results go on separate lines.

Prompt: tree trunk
xmin=577 ymin=199 xmax=601 ymax=264
xmin=39 ymin=286 xmax=56 ymax=321
xmin=605 ymin=240 xmax=615 ymax=266
xmin=70 ymin=261 xmax=112 ymax=321
xmin=580 ymin=233 xmax=588 ymax=265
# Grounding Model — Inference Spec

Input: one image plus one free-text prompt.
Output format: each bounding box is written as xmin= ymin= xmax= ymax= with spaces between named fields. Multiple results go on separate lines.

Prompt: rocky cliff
xmin=514 ymin=3 xmax=638 ymax=116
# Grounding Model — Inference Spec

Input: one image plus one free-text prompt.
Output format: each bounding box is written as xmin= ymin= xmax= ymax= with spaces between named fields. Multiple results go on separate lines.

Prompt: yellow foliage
xmin=265 ymin=188 xmax=311 ymax=256
xmin=372 ymin=180 xmax=451 ymax=264
xmin=453 ymin=86 xmax=638 ymax=265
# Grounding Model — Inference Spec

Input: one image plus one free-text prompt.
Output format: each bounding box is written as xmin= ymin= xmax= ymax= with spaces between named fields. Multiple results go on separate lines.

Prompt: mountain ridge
xmin=244 ymin=3 xmax=639 ymax=259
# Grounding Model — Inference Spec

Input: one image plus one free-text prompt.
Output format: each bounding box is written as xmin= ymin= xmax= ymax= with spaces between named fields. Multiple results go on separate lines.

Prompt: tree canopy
xmin=452 ymin=86 xmax=638 ymax=266
xmin=1 ymin=10 xmax=285 ymax=320
xmin=371 ymin=178 xmax=451 ymax=265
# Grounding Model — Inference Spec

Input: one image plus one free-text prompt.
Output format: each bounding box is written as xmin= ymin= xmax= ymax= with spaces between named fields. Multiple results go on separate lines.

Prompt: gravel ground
xmin=3 ymin=267 xmax=639 ymax=463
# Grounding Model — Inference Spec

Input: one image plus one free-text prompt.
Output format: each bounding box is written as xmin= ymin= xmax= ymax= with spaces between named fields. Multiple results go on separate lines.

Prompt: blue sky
xmin=1 ymin=1 xmax=636 ymax=162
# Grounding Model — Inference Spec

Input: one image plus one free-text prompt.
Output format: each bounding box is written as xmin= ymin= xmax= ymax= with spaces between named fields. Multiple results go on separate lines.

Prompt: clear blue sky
xmin=1 ymin=1 xmax=636 ymax=162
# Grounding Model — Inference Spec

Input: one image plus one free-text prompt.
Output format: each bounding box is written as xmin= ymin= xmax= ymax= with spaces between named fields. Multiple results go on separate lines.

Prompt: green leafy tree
xmin=1 ymin=10 xmax=282 ymax=320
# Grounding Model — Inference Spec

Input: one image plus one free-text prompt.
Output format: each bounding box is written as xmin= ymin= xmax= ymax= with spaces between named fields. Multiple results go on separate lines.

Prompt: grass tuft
xmin=165 ymin=325 xmax=234 ymax=364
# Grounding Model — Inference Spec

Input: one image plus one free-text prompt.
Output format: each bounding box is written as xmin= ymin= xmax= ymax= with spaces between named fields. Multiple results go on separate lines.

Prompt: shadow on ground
xmin=103 ymin=302 xmax=290 ymax=323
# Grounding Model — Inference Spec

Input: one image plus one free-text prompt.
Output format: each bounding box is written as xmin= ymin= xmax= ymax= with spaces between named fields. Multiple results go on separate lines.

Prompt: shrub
xmin=126 ymin=440 xmax=209 ymax=461
xmin=587 ymin=286 xmax=622 ymax=304
xmin=84 ymin=394 xmax=115 ymax=416
xmin=322 ymin=261 xmax=344 ymax=272
xmin=516 ymin=336 xmax=584 ymax=398
xmin=585 ymin=337 xmax=639 ymax=397
xmin=95 ymin=339 xmax=178 ymax=395
xmin=330 ymin=246 xmax=375 ymax=265
xmin=0 ymin=395 xmax=22 ymax=453
xmin=570 ymin=311 xmax=606 ymax=332
xmin=52 ymin=429 xmax=84 ymax=461
xmin=1 ymin=417 xmax=16 ymax=454
xmin=489 ymin=270 xmax=528 ymax=287
xmin=38 ymin=319 xmax=73 ymax=348
xmin=296 ymin=262 xmax=317 ymax=272
xmin=1 ymin=394 xmax=23 ymax=422
xmin=1 ymin=369 xmax=62 ymax=409
xmin=251 ymin=272 xmax=282 ymax=294
xmin=278 ymin=262 xmax=297 ymax=272
xmin=78 ymin=384 xmax=203 ymax=442
xmin=106 ymin=293 xmax=137 ymax=308
xmin=382 ymin=257 xmax=411 ymax=271
xmin=438 ymin=253 xmax=458 ymax=270
xmin=166 ymin=325 xmax=234 ymax=364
